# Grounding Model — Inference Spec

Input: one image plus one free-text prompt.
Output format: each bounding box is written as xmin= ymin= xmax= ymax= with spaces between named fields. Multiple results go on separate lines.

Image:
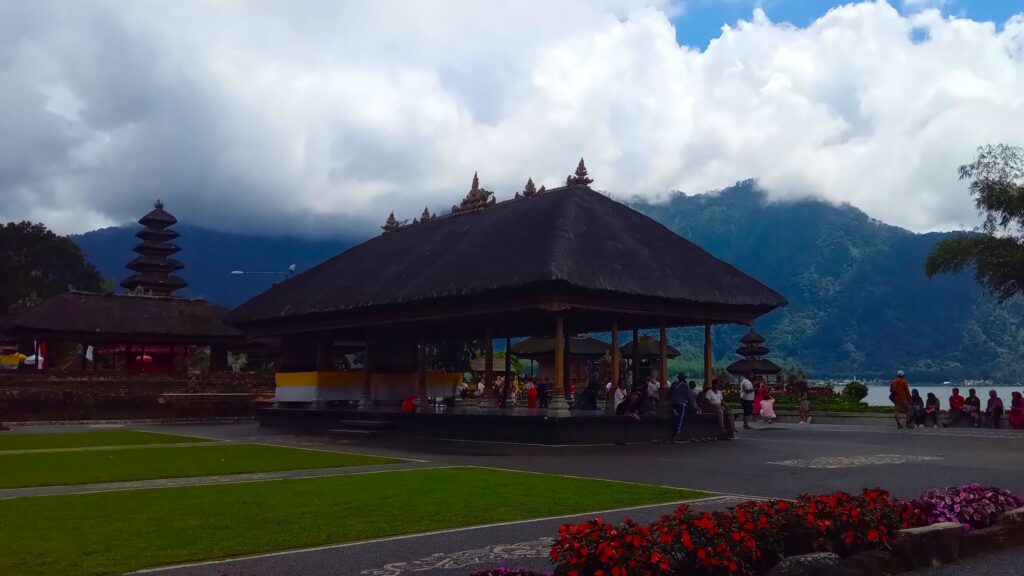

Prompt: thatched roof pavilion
xmin=228 ymin=161 xmax=786 ymax=414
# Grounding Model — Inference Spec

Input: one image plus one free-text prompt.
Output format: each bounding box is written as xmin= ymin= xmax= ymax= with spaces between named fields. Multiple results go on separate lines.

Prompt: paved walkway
xmin=0 ymin=461 xmax=437 ymax=499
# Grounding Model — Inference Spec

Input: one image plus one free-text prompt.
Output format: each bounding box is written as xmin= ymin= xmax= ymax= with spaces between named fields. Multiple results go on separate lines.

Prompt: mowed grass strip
xmin=0 ymin=444 xmax=403 ymax=488
xmin=0 ymin=466 xmax=705 ymax=576
xmin=0 ymin=430 xmax=210 ymax=452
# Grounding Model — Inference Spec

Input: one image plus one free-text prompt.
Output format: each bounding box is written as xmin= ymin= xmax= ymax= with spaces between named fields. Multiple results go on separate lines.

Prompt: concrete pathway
xmin=0 ymin=460 xmax=437 ymax=500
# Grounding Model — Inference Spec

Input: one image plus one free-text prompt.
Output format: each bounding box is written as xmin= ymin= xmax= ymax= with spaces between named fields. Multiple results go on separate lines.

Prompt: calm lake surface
xmin=863 ymin=384 xmax=1024 ymax=407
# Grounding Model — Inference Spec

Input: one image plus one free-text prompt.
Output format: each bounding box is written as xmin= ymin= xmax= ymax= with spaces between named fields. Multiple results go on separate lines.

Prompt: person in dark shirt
xmin=985 ymin=390 xmax=1005 ymax=428
xmin=963 ymin=388 xmax=982 ymax=427
xmin=668 ymin=373 xmax=689 ymax=442
xmin=924 ymin=392 xmax=941 ymax=428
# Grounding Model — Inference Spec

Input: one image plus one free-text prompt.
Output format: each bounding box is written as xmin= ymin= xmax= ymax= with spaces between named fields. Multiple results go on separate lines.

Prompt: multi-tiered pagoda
xmin=726 ymin=328 xmax=782 ymax=376
xmin=120 ymin=200 xmax=187 ymax=296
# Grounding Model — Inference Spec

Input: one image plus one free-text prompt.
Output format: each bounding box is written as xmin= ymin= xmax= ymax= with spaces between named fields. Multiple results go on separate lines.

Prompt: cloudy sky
xmin=1 ymin=0 xmax=1022 ymax=238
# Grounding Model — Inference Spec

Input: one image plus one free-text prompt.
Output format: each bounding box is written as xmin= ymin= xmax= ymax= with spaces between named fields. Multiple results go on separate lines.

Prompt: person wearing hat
xmin=889 ymin=370 xmax=911 ymax=429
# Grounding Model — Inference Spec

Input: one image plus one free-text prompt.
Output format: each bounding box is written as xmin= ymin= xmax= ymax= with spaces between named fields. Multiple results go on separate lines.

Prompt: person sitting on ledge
xmin=908 ymin=389 xmax=925 ymax=429
xmin=615 ymin=377 xmax=641 ymax=421
xmin=924 ymin=392 xmax=941 ymax=428
xmin=705 ymin=379 xmax=728 ymax=433
xmin=943 ymin=387 xmax=967 ymax=427
xmin=1009 ymin=391 xmax=1024 ymax=430
xmin=963 ymin=388 xmax=982 ymax=427
xmin=985 ymin=390 xmax=1004 ymax=428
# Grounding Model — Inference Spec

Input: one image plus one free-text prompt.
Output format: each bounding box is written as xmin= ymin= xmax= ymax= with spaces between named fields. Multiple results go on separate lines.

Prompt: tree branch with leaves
xmin=925 ymin=144 xmax=1024 ymax=301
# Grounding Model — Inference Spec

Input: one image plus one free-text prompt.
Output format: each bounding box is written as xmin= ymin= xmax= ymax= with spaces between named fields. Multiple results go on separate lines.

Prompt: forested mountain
xmin=633 ymin=181 xmax=1023 ymax=381
xmin=71 ymin=181 xmax=1024 ymax=380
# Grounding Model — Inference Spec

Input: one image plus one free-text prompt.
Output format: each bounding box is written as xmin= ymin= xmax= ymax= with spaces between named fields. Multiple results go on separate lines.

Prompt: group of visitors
xmin=889 ymin=371 xmax=1024 ymax=430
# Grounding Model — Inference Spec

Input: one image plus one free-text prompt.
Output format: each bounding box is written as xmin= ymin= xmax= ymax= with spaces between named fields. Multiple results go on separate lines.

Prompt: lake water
xmin=863 ymin=384 xmax=1024 ymax=407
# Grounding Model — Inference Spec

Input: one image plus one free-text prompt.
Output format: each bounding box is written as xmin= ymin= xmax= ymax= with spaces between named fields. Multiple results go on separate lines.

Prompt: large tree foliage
xmin=0 ymin=221 xmax=103 ymax=316
xmin=926 ymin=144 xmax=1024 ymax=301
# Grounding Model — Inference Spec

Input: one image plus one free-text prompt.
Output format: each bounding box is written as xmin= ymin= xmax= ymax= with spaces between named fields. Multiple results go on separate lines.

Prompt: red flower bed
xmin=550 ymin=489 xmax=924 ymax=576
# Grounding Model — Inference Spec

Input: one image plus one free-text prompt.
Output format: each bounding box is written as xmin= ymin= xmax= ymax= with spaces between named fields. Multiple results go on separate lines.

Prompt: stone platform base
xmin=258 ymin=407 xmax=733 ymax=445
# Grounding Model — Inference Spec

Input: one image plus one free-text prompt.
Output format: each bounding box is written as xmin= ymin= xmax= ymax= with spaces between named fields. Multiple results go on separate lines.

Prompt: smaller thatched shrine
xmin=725 ymin=328 xmax=782 ymax=378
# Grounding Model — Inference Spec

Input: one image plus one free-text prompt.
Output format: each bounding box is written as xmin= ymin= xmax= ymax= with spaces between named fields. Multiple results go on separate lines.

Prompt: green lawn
xmin=0 ymin=444 xmax=403 ymax=488
xmin=0 ymin=466 xmax=705 ymax=576
xmin=0 ymin=429 xmax=211 ymax=452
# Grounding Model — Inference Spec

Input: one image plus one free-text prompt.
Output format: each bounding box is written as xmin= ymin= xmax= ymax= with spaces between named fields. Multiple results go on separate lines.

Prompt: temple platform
xmin=257 ymin=406 xmax=734 ymax=445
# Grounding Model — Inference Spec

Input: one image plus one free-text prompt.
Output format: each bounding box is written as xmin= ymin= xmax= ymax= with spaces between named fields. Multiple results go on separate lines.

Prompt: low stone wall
xmin=768 ymin=507 xmax=1024 ymax=576
xmin=0 ymin=372 xmax=274 ymax=422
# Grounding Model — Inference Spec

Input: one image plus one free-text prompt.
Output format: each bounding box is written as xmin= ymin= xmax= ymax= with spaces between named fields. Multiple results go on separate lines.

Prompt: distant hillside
xmin=72 ymin=182 xmax=1024 ymax=381
xmin=632 ymin=181 xmax=1024 ymax=382
xmin=74 ymin=225 xmax=350 ymax=308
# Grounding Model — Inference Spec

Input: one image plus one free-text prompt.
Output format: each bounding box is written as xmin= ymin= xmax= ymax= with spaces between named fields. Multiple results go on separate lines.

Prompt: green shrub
xmin=842 ymin=381 xmax=869 ymax=401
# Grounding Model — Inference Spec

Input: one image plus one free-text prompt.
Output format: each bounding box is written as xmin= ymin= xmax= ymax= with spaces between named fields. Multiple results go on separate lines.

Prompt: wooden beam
xmin=415 ymin=334 xmax=427 ymax=410
xmin=360 ymin=339 xmax=372 ymax=409
xmin=483 ymin=326 xmax=494 ymax=408
xmin=659 ymin=323 xmax=668 ymax=395
xmin=553 ymin=315 xmax=565 ymax=398
xmin=704 ymin=323 xmax=713 ymax=388
xmin=504 ymin=337 xmax=512 ymax=407
xmin=610 ymin=321 xmax=619 ymax=409
xmin=631 ymin=328 xmax=639 ymax=386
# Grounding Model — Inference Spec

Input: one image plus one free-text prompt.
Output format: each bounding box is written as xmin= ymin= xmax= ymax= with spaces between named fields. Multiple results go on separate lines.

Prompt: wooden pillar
xmin=415 ymin=335 xmax=427 ymax=411
xmin=608 ymin=322 xmax=619 ymax=412
xmin=504 ymin=337 xmax=512 ymax=407
xmin=314 ymin=338 xmax=332 ymax=371
xmin=631 ymin=328 xmax=640 ymax=386
xmin=704 ymin=323 xmax=713 ymax=388
xmin=659 ymin=323 xmax=668 ymax=395
xmin=482 ymin=327 xmax=494 ymax=409
xmin=360 ymin=339 xmax=372 ymax=410
xmin=548 ymin=314 xmax=570 ymax=415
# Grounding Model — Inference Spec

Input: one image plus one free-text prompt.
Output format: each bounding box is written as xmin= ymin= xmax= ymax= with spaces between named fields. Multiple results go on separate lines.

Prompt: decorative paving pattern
xmin=768 ymin=454 xmax=943 ymax=469
xmin=357 ymin=496 xmax=760 ymax=576
xmin=360 ymin=538 xmax=554 ymax=575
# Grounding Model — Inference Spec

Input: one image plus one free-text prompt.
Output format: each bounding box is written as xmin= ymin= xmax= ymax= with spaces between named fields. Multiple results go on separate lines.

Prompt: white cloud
xmin=0 ymin=0 xmax=1022 ymax=236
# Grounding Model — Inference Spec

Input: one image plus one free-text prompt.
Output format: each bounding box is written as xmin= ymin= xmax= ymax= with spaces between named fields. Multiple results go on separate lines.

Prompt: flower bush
xmin=550 ymin=489 xmax=924 ymax=576
xmin=909 ymin=484 xmax=1024 ymax=530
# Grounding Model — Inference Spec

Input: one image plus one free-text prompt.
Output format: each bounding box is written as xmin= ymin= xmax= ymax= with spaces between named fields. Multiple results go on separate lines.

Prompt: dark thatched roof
xmin=511 ymin=336 xmax=610 ymax=358
xmin=228 ymin=184 xmax=787 ymax=332
xmin=740 ymin=329 xmax=766 ymax=345
xmin=725 ymin=358 xmax=782 ymax=376
xmin=736 ymin=345 xmax=770 ymax=357
xmin=620 ymin=336 xmax=680 ymax=359
xmin=10 ymin=292 xmax=243 ymax=344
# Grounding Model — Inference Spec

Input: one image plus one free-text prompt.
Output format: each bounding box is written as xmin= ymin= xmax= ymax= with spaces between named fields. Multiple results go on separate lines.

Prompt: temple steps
xmin=327 ymin=419 xmax=397 ymax=438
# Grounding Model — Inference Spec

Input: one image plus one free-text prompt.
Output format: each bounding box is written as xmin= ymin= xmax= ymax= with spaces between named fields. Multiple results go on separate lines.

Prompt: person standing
xmin=668 ymin=373 xmax=689 ymax=441
xmin=739 ymin=371 xmax=755 ymax=430
xmin=753 ymin=380 xmax=767 ymax=420
xmin=889 ymin=371 xmax=911 ymax=429
xmin=797 ymin=381 xmax=812 ymax=424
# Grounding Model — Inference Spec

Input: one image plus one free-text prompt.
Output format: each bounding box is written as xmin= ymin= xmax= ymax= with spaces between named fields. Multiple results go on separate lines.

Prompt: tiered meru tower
xmin=120 ymin=200 xmax=187 ymax=297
